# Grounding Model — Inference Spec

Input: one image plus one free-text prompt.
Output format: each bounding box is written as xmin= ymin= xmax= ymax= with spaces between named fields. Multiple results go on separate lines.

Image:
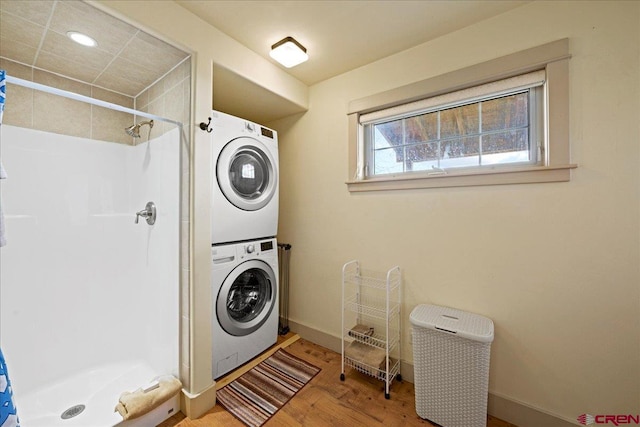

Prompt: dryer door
xmin=216 ymin=259 xmax=277 ymax=336
xmin=217 ymin=137 xmax=277 ymax=211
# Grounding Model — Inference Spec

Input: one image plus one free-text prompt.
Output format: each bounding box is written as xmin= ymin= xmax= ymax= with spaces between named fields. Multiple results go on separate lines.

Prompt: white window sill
xmin=346 ymin=164 xmax=577 ymax=192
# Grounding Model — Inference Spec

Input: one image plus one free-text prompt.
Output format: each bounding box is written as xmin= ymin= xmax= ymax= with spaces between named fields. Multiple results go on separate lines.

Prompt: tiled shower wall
xmin=0 ymin=58 xmax=134 ymax=144
xmin=1 ymin=55 xmax=193 ymax=391
xmin=135 ymin=58 xmax=190 ymax=138
xmin=1 ymin=57 xmax=191 ymax=145
xmin=136 ymin=58 xmax=193 ymax=391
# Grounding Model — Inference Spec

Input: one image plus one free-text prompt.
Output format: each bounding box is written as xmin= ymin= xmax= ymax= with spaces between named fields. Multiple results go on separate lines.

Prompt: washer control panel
xmin=237 ymin=238 xmax=276 ymax=260
xmin=259 ymin=240 xmax=274 ymax=251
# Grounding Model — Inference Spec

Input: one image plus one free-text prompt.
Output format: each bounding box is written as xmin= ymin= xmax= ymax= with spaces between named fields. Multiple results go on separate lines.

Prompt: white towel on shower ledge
xmin=115 ymin=375 xmax=182 ymax=420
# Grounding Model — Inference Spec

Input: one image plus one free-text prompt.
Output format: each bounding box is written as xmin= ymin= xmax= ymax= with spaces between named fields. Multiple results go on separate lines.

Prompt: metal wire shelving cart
xmin=340 ymin=260 xmax=402 ymax=399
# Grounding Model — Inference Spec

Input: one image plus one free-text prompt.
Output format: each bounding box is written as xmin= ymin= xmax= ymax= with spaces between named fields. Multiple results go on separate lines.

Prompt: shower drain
xmin=61 ymin=404 xmax=85 ymax=420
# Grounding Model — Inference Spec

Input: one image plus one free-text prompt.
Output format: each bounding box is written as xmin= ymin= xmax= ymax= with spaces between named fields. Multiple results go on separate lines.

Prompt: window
xmin=347 ymin=39 xmax=575 ymax=191
xmin=363 ymin=73 xmax=544 ymax=177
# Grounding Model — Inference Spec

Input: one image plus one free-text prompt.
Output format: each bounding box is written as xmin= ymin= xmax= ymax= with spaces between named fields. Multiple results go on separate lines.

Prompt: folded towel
xmin=348 ymin=324 xmax=375 ymax=344
xmin=348 ymin=324 xmax=374 ymax=338
xmin=379 ymin=356 xmax=396 ymax=370
xmin=377 ymin=357 xmax=398 ymax=380
xmin=115 ymin=375 xmax=182 ymax=420
xmin=345 ymin=341 xmax=386 ymax=371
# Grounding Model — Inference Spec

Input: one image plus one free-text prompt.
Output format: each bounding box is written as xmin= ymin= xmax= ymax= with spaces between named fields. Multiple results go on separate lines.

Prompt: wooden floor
xmin=160 ymin=336 xmax=517 ymax=427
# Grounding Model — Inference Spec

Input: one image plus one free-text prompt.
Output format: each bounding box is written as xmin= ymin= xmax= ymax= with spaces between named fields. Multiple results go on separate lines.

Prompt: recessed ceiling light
xmin=66 ymin=31 xmax=97 ymax=47
xmin=269 ymin=36 xmax=308 ymax=68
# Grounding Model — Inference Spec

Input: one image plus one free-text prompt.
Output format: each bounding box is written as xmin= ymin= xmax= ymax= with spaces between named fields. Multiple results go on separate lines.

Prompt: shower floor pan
xmin=17 ymin=360 xmax=180 ymax=427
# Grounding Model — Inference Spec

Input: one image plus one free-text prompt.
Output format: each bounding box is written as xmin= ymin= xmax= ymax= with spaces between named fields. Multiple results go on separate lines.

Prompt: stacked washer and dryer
xmin=210 ymin=111 xmax=280 ymax=379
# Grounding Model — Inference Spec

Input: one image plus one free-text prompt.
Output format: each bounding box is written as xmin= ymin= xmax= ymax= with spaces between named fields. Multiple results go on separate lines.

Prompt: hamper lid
xmin=410 ymin=304 xmax=494 ymax=343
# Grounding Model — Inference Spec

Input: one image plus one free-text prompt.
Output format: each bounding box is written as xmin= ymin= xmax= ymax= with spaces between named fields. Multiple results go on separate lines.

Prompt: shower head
xmin=125 ymin=120 xmax=154 ymax=138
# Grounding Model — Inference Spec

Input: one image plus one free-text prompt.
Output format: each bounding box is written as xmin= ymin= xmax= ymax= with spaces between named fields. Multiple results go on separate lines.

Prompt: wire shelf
xmin=343 ymin=265 xmax=401 ymax=291
xmin=341 ymin=260 xmax=402 ymax=399
xmin=344 ymin=293 xmax=400 ymax=320
xmin=343 ymin=330 xmax=400 ymax=353
xmin=344 ymin=356 xmax=401 ymax=383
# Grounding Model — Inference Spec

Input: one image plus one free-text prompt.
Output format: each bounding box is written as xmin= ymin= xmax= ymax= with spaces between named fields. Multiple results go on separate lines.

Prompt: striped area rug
xmin=217 ymin=349 xmax=321 ymax=427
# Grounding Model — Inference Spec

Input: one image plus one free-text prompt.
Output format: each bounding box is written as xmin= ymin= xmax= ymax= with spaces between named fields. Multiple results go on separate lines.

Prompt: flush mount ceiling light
xmin=66 ymin=31 xmax=97 ymax=47
xmin=269 ymin=36 xmax=308 ymax=68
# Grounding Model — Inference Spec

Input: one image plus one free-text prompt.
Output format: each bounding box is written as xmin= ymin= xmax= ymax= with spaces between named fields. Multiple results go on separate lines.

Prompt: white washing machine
xmin=211 ymin=238 xmax=279 ymax=379
xmin=210 ymin=111 xmax=279 ymax=245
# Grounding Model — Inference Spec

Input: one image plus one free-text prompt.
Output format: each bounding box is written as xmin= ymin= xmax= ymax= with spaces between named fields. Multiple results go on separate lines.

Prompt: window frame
xmin=347 ymin=39 xmax=576 ymax=192
xmin=363 ymin=86 xmax=542 ymax=176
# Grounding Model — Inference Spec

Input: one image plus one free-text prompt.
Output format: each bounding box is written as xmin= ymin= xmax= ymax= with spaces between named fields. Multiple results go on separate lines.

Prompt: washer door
xmin=217 ymin=137 xmax=277 ymax=211
xmin=217 ymin=259 xmax=277 ymax=336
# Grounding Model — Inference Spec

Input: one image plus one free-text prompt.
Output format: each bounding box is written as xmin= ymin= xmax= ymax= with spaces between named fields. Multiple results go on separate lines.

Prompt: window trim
xmin=363 ymin=85 xmax=542 ymax=176
xmin=347 ymin=39 xmax=576 ymax=192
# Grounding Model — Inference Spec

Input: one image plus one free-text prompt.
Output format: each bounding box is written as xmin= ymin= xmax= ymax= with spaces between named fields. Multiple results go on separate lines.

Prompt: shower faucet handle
xmin=135 ymin=210 xmax=147 ymax=224
xmin=135 ymin=201 xmax=156 ymax=225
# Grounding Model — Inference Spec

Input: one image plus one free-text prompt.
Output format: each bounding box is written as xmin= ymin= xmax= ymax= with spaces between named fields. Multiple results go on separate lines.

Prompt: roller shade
xmin=360 ymin=69 xmax=546 ymax=125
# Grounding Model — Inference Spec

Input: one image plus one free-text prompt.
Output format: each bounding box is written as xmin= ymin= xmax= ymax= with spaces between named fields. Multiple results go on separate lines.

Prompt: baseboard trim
xmin=288 ymin=319 xmax=577 ymax=427
xmin=181 ymin=381 xmax=217 ymax=420
xmin=488 ymin=393 xmax=578 ymax=427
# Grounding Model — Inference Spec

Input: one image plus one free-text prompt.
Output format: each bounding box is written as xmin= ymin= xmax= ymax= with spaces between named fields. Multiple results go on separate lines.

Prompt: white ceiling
xmin=176 ymin=0 xmax=529 ymax=86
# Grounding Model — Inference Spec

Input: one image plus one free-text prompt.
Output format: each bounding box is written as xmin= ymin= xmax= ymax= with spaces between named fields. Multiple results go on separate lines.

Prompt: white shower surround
xmin=0 ymin=125 xmax=180 ymax=426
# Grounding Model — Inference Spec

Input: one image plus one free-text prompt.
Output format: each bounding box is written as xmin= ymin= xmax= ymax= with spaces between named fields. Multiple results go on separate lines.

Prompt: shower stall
xmin=0 ymin=75 xmax=184 ymax=426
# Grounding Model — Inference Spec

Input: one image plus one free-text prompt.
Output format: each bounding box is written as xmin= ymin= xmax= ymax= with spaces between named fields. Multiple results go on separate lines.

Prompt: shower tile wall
xmin=0 ymin=58 xmax=134 ymax=144
xmin=136 ymin=58 xmax=192 ymax=391
xmin=135 ymin=59 xmax=191 ymax=137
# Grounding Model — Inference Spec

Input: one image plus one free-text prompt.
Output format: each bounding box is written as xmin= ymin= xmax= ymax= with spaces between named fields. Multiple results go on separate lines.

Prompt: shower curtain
xmin=0 ymin=349 xmax=20 ymax=427
xmin=1 ymin=68 xmax=7 ymax=247
xmin=0 ymin=68 xmax=20 ymax=427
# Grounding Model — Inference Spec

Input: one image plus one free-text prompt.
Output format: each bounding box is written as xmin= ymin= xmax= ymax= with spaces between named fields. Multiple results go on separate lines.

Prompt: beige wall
xmin=272 ymin=0 xmax=639 ymax=422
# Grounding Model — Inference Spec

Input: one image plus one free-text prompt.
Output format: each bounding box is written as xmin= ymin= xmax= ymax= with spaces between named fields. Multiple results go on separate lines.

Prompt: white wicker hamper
xmin=410 ymin=304 xmax=494 ymax=427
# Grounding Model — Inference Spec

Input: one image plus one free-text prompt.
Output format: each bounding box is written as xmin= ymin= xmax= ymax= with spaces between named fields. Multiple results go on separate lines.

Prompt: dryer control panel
xmin=242 ymin=120 xmax=275 ymax=140
xmin=260 ymin=127 xmax=274 ymax=139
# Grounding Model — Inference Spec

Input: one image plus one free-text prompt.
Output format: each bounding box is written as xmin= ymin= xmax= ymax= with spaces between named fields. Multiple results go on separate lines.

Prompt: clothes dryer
xmin=210 ymin=111 xmax=278 ymax=244
xmin=211 ymin=238 xmax=278 ymax=379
